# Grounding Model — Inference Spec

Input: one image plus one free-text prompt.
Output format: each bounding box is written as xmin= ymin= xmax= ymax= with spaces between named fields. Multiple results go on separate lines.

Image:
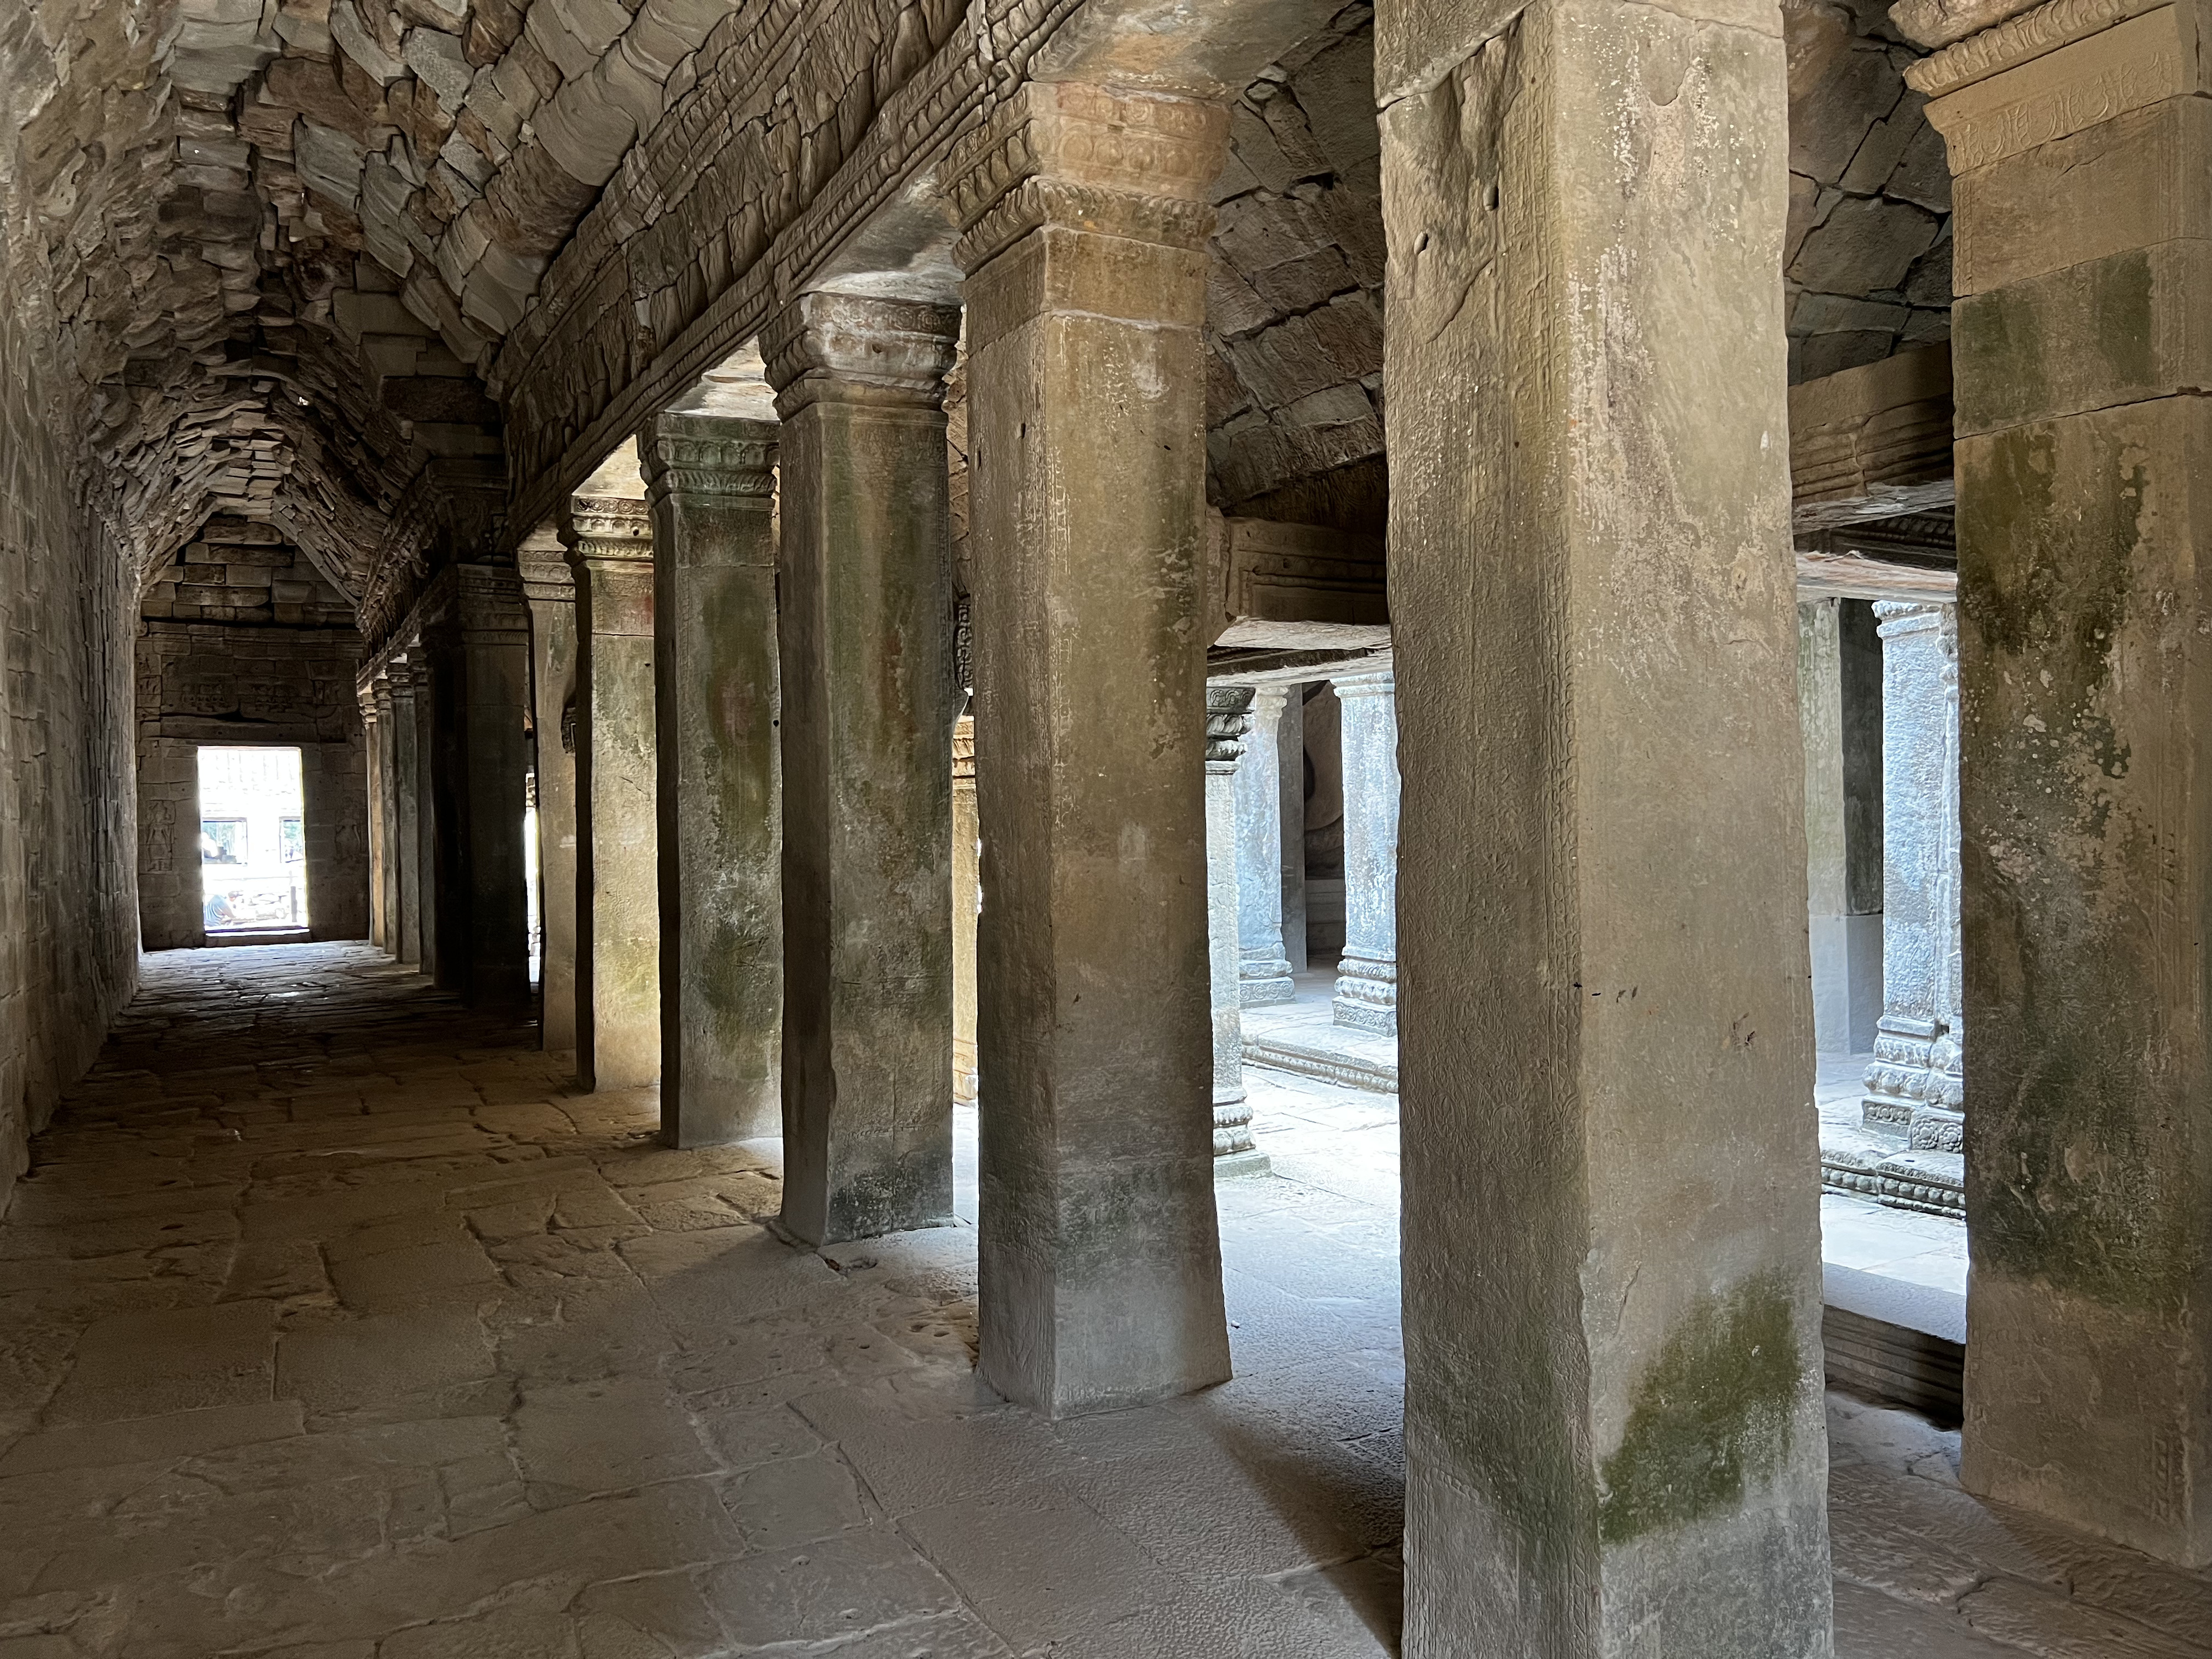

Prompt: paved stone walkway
xmin=0 ymin=945 xmax=2204 ymax=1657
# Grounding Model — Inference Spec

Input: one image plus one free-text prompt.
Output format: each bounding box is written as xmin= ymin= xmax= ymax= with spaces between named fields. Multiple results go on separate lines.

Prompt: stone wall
xmin=0 ymin=219 xmax=139 ymax=1210
xmin=135 ymin=613 xmax=370 ymax=953
xmin=144 ymin=518 xmax=359 ymax=628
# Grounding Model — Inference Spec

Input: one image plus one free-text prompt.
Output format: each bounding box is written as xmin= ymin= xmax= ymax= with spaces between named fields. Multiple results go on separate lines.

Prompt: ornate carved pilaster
xmin=952 ymin=714 xmax=980 ymax=1108
xmin=943 ymin=81 xmax=1230 ymax=276
xmin=1863 ymin=602 xmax=1964 ymax=1154
xmin=760 ymin=291 xmax=961 ymax=418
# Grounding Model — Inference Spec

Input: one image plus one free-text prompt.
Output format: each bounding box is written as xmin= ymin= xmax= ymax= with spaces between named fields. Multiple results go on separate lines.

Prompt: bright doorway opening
xmin=197 ymin=745 xmax=309 ymax=936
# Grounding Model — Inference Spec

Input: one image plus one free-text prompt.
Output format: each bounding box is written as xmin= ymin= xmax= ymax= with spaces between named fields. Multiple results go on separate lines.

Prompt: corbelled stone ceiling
xmin=7 ymin=0 xmax=728 ymax=603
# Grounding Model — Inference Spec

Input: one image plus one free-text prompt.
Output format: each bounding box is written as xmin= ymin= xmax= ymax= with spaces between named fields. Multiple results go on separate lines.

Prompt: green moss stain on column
xmin=1597 ymin=1272 xmax=1802 ymax=1545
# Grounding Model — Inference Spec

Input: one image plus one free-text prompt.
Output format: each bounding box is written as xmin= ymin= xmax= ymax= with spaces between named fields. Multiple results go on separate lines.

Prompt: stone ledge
xmin=1243 ymin=1035 xmax=1397 ymax=1095
xmin=1822 ymin=1147 xmax=1966 ymax=1217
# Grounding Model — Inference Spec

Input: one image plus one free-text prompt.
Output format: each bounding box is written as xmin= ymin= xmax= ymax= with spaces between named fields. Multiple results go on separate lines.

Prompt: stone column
xmin=1862 ymin=602 xmax=1961 ymax=1152
xmin=1233 ymin=685 xmax=1297 ymax=1006
xmin=446 ymin=565 xmax=534 ymax=1008
xmin=562 ymin=497 xmax=660 ymax=1092
xmin=520 ymin=545 xmax=579 ymax=1051
xmin=1379 ymin=0 xmax=1833 ymax=1650
xmin=1799 ymin=598 xmax=1885 ymax=1055
xmin=372 ymin=674 xmax=400 ymax=961
xmin=410 ymin=648 xmax=440 ymax=982
xmin=947 ymin=82 xmax=1234 ymax=1417
xmin=1911 ymin=3 xmax=2212 ymax=1562
xmin=1206 ymin=686 xmax=1266 ymax=1176
xmin=361 ymin=686 xmax=385 ymax=950
xmin=1279 ymin=687 xmax=1308 ymax=973
xmin=641 ymin=413 xmax=784 ymax=1148
xmin=389 ymin=658 xmax=423 ymax=967
xmin=763 ymin=291 xmax=959 ymax=1245
xmin=1329 ymin=667 xmax=1399 ymax=1035
xmin=952 ymin=714 xmax=979 ymax=1107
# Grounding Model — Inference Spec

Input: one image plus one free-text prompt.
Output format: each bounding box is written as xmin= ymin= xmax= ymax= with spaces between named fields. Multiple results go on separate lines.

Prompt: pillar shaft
xmin=521 ymin=549 xmax=579 ymax=1051
xmin=1799 ymin=598 xmax=1885 ymax=1056
xmin=411 ymin=650 xmax=440 ymax=982
xmin=564 ymin=498 xmax=661 ymax=1092
xmin=362 ymin=691 xmax=385 ymax=950
xmin=764 ymin=291 xmax=959 ymax=1245
xmin=1913 ymin=0 xmax=2212 ymax=1563
xmin=947 ymin=82 xmax=1234 ymax=1417
xmin=372 ymin=677 xmax=400 ymax=961
xmin=1279 ymin=687 xmax=1308 ymax=972
xmin=1330 ymin=668 xmax=1399 ymax=1036
xmin=1862 ymin=602 xmax=1961 ymax=1144
xmin=1233 ymin=685 xmax=1297 ymax=1006
xmin=1378 ymin=0 xmax=1832 ymax=1649
xmin=390 ymin=663 xmax=422 ymax=967
xmin=641 ymin=414 xmax=784 ymax=1149
xmin=953 ymin=714 xmax=979 ymax=1107
xmin=1206 ymin=686 xmax=1265 ymax=1175
xmin=442 ymin=565 xmax=533 ymax=1008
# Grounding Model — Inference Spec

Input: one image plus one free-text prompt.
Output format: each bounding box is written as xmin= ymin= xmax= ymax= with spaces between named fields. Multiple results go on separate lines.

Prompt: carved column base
xmin=1238 ymin=955 xmax=1296 ymax=1008
xmin=1333 ymin=947 xmax=1398 ymax=1036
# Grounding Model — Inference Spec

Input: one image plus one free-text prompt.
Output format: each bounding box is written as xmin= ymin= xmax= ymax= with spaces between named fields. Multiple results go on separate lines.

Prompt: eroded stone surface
xmin=3 ymin=943 xmax=2204 ymax=1656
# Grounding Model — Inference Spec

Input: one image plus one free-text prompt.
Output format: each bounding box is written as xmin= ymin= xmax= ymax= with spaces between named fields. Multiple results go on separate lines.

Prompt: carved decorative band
xmin=1921 ymin=4 xmax=2188 ymax=169
xmin=1206 ymin=683 xmax=1254 ymax=766
xmin=640 ymin=415 xmax=779 ymax=500
xmin=562 ymin=495 xmax=654 ymax=564
xmin=1907 ymin=0 xmax=2165 ymax=95
xmin=761 ymin=293 xmax=961 ymax=418
xmin=953 ymin=178 xmax=1216 ymax=273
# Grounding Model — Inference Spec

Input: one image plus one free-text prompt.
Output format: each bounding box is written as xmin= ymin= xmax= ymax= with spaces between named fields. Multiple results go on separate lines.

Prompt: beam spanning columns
xmin=1233 ymin=685 xmax=1297 ymax=1006
xmin=763 ymin=291 xmax=960 ymax=1245
xmin=947 ymin=82 xmax=1234 ymax=1418
xmin=372 ymin=673 xmax=400 ymax=961
xmin=641 ymin=413 xmax=784 ymax=1149
xmin=520 ymin=541 xmax=580 ymax=1051
xmin=562 ymin=498 xmax=662 ymax=1092
xmin=1378 ymin=0 xmax=1833 ymax=1651
xmin=389 ymin=658 xmax=424 ymax=967
xmin=1908 ymin=0 xmax=2212 ymax=1564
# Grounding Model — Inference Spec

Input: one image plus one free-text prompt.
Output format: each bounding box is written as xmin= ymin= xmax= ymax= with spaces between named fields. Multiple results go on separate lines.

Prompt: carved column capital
xmin=560 ymin=495 xmax=654 ymax=570
xmin=760 ymin=293 xmax=961 ymax=419
xmin=640 ymin=413 xmax=780 ymax=500
xmin=1206 ymin=683 xmax=1254 ymax=773
xmin=1329 ymin=665 xmax=1398 ymax=701
xmin=943 ymin=81 xmax=1231 ymax=274
xmin=518 ymin=524 xmax=575 ymax=604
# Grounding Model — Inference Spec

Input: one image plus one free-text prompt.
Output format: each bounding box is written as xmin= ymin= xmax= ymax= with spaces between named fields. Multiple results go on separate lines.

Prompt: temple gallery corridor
xmin=0 ymin=945 xmax=2203 ymax=1658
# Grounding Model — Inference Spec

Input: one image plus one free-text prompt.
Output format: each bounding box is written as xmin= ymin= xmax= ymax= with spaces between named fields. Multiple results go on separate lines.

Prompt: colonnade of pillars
xmin=344 ymin=5 xmax=2212 ymax=1646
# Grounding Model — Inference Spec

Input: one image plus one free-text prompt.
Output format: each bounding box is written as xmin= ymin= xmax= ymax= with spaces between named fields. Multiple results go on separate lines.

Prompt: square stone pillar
xmin=1378 ymin=1 xmax=1833 ymax=1651
xmin=641 ymin=413 xmax=784 ymax=1149
xmin=1911 ymin=0 xmax=2212 ymax=1564
xmin=520 ymin=543 xmax=579 ymax=1051
xmin=1328 ymin=667 xmax=1399 ymax=1036
xmin=372 ymin=674 xmax=401 ymax=961
xmin=410 ymin=649 xmax=440 ymax=981
xmin=1206 ymin=686 xmax=1266 ymax=1176
xmin=437 ymin=565 xmax=534 ymax=1009
xmin=947 ymin=82 xmax=1235 ymax=1418
xmin=763 ymin=291 xmax=959 ymax=1245
xmin=562 ymin=497 xmax=661 ymax=1092
xmin=953 ymin=714 xmax=979 ymax=1107
xmin=388 ymin=658 xmax=424 ymax=967
xmin=361 ymin=686 xmax=385 ymax=951
xmin=1279 ymin=687 xmax=1308 ymax=972
xmin=1799 ymin=598 xmax=1885 ymax=1055
xmin=1233 ymin=685 xmax=1297 ymax=1006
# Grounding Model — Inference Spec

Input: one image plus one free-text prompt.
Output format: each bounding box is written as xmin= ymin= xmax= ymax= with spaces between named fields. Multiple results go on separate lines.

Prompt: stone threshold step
xmin=1823 ymin=1262 xmax=1965 ymax=1427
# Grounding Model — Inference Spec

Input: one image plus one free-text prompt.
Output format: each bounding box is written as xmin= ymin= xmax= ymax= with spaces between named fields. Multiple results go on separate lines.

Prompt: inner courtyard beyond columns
xmin=4 ymin=0 xmax=2211 ymax=1648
